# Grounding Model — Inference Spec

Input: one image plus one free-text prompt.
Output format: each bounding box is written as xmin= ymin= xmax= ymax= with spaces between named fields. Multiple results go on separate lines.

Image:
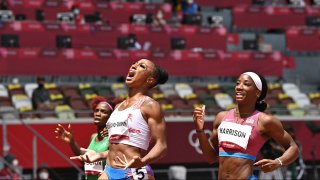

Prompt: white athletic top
xmin=106 ymin=96 xmax=151 ymax=150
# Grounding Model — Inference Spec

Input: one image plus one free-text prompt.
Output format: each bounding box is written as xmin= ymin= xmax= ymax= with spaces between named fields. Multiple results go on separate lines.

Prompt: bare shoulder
xmin=216 ymin=111 xmax=228 ymax=119
xmin=213 ymin=111 xmax=228 ymax=126
xmin=259 ymin=112 xmax=281 ymax=127
xmin=91 ymin=133 xmax=98 ymax=140
xmin=141 ymin=96 xmax=163 ymax=120
xmin=258 ymin=112 xmax=283 ymax=135
xmin=142 ymin=96 xmax=160 ymax=109
xmin=114 ymin=100 xmax=124 ymax=109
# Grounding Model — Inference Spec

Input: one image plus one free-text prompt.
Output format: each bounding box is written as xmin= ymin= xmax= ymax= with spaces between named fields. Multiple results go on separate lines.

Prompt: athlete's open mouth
xmin=126 ymin=69 xmax=136 ymax=81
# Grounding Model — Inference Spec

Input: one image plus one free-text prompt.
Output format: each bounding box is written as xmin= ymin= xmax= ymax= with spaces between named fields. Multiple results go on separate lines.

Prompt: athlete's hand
xmin=55 ymin=124 xmax=74 ymax=143
xmin=114 ymin=154 xmax=144 ymax=169
xmin=254 ymin=159 xmax=282 ymax=173
xmin=70 ymin=148 xmax=101 ymax=163
xmin=100 ymin=127 xmax=108 ymax=138
xmin=193 ymin=105 xmax=205 ymax=131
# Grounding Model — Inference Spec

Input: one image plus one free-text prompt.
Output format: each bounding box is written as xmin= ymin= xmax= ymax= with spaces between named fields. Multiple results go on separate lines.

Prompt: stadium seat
xmin=282 ymin=83 xmax=300 ymax=97
xmin=111 ymin=83 xmax=128 ymax=98
xmin=55 ymin=105 xmax=75 ymax=119
xmin=175 ymin=83 xmax=194 ymax=99
xmin=0 ymin=84 xmax=9 ymax=98
xmin=309 ymin=92 xmax=320 ymax=106
xmin=0 ymin=97 xmax=13 ymax=107
xmin=192 ymin=85 xmax=209 ymax=97
xmin=292 ymin=93 xmax=311 ymax=108
xmin=7 ymin=83 xmax=25 ymax=96
xmin=270 ymin=103 xmax=290 ymax=115
xmin=207 ymin=83 xmax=223 ymax=95
xmin=159 ymin=84 xmax=178 ymax=99
xmin=214 ymin=93 xmax=234 ymax=110
xmin=50 ymin=93 xmax=65 ymax=105
xmin=61 ymin=85 xmax=81 ymax=99
xmin=304 ymin=104 xmax=320 ymax=116
xmin=94 ymin=85 xmax=113 ymax=97
xmin=278 ymin=93 xmax=295 ymax=106
xmin=147 ymin=87 xmax=162 ymax=97
xmin=287 ymin=103 xmax=305 ymax=117
xmin=69 ymin=98 xmax=91 ymax=118
xmin=11 ymin=94 xmax=33 ymax=110
xmin=199 ymin=93 xmax=216 ymax=106
xmin=24 ymin=83 xmax=38 ymax=98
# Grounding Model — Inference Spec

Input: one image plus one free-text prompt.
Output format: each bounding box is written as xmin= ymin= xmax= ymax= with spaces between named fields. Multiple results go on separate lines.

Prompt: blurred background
xmin=0 ymin=0 xmax=320 ymax=179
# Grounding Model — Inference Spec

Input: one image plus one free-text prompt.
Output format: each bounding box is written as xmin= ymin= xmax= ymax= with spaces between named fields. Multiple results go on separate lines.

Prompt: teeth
xmin=126 ymin=76 xmax=133 ymax=81
xmin=128 ymin=70 xmax=135 ymax=77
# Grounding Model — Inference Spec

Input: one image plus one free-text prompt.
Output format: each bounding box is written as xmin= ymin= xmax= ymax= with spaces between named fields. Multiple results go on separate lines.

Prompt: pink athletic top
xmin=106 ymin=96 xmax=151 ymax=150
xmin=218 ymin=108 xmax=265 ymax=161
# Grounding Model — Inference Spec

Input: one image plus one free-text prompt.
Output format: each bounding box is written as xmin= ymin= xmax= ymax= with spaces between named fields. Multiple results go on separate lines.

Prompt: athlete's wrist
xmin=98 ymin=151 xmax=107 ymax=160
xmin=68 ymin=138 xmax=76 ymax=145
xmin=276 ymin=158 xmax=283 ymax=167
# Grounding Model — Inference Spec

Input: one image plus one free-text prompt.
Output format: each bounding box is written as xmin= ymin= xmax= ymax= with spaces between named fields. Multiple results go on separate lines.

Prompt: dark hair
xmin=151 ymin=64 xmax=169 ymax=88
xmin=255 ymin=74 xmax=268 ymax=112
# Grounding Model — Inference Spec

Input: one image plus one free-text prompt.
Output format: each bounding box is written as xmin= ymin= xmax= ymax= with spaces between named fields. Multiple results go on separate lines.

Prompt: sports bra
xmin=106 ymin=96 xmax=151 ymax=150
xmin=218 ymin=109 xmax=265 ymax=161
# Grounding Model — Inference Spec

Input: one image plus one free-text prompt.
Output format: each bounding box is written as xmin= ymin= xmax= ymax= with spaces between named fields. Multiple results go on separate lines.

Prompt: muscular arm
xmin=70 ymin=133 xmax=97 ymax=156
xmin=197 ymin=111 xmax=226 ymax=164
xmin=140 ymin=99 xmax=167 ymax=165
xmin=69 ymin=138 xmax=82 ymax=156
xmin=261 ymin=114 xmax=299 ymax=166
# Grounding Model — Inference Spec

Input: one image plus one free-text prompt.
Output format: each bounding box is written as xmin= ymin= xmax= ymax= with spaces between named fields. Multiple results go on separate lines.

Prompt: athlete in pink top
xmin=218 ymin=108 xmax=265 ymax=161
xmin=193 ymin=72 xmax=299 ymax=180
xmin=71 ymin=59 xmax=169 ymax=180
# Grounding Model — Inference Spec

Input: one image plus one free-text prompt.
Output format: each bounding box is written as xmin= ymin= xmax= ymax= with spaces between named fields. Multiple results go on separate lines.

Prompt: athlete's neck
xmin=126 ymin=92 xmax=145 ymax=102
xmin=235 ymin=105 xmax=256 ymax=118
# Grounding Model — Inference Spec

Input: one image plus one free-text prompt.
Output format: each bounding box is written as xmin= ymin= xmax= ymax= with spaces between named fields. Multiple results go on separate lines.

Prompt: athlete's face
xmin=235 ymin=74 xmax=261 ymax=104
xmin=125 ymin=59 xmax=156 ymax=88
xmin=93 ymin=102 xmax=112 ymax=126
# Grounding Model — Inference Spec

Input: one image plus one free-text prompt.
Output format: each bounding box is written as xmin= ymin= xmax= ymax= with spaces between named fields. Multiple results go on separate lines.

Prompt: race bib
xmin=84 ymin=160 xmax=104 ymax=175
xmin=108 ymin=117 xmax=130 ymax=142
xmin=131 ymin=167 xmax=148 ymax=180
xmin=218 ymin=121 xmax=252 ymax=152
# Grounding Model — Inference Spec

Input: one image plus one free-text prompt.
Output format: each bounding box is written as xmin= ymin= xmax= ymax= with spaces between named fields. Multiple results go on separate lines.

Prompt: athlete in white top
xmin=71 ymin=59 xmax=169 ymax=180
xmin=107 ymin=96 xmax=151 ymax=151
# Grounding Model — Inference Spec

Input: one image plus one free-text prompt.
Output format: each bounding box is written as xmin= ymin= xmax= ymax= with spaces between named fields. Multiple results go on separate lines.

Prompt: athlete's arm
xmin=69 ymin=138 xmax=82 ymax=156
xmin=70 ymin=148 xmax=108 ymax=163
xmin=254 ymin=114 xmax=299 ymax=172
xmin=55 ymin=124 xmax=82 ymax=156
xmin=197 ymin=111 xmax=225 ymax=164
xmin=140 ymin=99 xmax=167 ymax=166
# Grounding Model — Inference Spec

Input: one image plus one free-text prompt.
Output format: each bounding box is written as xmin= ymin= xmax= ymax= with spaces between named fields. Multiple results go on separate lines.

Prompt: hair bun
xmin=157 ymin=67 xmax=169 ymax=85
xmin=255 ymin=100 xmax=267 ymax=112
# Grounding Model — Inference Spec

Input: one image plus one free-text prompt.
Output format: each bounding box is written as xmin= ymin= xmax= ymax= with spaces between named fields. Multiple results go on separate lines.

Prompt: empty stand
xmin=0 ymin=0 xmax=319 ymax=120
xmin=0 ymin=80 xmax=320 ymax=119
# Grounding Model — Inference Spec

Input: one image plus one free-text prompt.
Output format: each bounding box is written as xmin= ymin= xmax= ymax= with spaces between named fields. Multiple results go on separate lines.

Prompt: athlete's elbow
xmin=161 ymin=144 xmax=168 ymax=158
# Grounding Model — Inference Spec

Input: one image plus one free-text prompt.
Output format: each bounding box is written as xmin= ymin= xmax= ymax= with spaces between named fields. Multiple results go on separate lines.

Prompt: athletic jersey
xmin=218 ymin=108 xmax=265 ymax=161
xmin=106 ymin=96 xmax=151 ymax=150
xmin=85 ymin=133 xmax=109 ymax=180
